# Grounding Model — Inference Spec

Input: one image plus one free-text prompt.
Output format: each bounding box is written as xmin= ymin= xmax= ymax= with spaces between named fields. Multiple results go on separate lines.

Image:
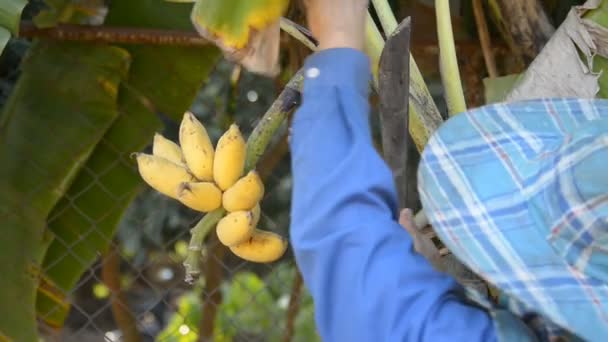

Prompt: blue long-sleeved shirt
xmin=288 ymin=48 xmax=499 ymax=341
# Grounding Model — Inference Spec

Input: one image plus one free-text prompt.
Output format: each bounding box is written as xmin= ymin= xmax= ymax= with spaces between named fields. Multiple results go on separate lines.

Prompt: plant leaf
xmin=36 ymin=0 xmax=221 ymax=328
xmin=483 ymin=74 xmax=521 ymax=104
xmin=0 ymin=27 xmax=9 ymax=53
xmin=0 ymin=0 xmax=27 ymax=34
xmin=0 ymin=0 xmax=28 ymax=53
xmin=191 ymin=0 xmax=289 ymax=76
xmin=0 ymin=41 xmax=130 ymax=341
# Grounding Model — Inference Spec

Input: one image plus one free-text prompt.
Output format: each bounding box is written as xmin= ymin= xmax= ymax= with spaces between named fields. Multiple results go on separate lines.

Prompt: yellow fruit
xmin=177 ymin=182 xmax=222 ymax=212
xmin=179 ymin=111 xmax=214 ymax=181
xmin=229 ymin=229 xmax=288 ymax=263
xmin=213 ymin=124 xmax=246 ymax=190
xmin=134 ymin=153 xmax=195 ymax=199
xmin=216 ymin=210 xmax=256 ymax=246
xmin=153 ymin=133 xmax=184 ymax=165
xmin=222 ymin=171 xmax=264 ymax=212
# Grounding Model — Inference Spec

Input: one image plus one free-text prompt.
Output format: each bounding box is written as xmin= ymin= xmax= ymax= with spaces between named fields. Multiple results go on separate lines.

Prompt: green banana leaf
xmin=36 ymin=0 xmax=221 ymax=328
xmin=191 ymin=0 xmax=288 ymax=75
xmin=191 ymin=0 xmax=287 ymax=49
xmin=0 ymin=40 xmax=130 ymax=342
xmin=0 ymin=0 xmax=27 ymax=53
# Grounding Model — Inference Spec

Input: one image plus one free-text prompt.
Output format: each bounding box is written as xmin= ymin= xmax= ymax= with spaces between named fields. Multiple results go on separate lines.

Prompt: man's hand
xmin=399 ymin=209 xmax=442 ymax=266
xmin=304 ymin=0 xmax=369 ymax=51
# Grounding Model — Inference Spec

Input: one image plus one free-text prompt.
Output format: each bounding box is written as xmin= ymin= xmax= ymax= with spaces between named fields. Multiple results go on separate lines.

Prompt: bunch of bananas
xmin=133 ymin=112 xmax=287 ymax=263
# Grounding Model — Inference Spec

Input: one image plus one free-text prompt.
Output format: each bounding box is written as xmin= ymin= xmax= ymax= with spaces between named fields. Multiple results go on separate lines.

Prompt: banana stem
xmin=183 ymin=208 xmax=225 ymax=283
xmin=280 ymin=18 xmax=317 ymax=51
xmin=365 ymin=12 xmax=385 ymax=84
xmin=244 ymin=71 xmax=304 ymax=172
xmin=371 ymin=0 xmax=398 ymax=33
xmin=435 ymin=0 xmax=467 ymax=116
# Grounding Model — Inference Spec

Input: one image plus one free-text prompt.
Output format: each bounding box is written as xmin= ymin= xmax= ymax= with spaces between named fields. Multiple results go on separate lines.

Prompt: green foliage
xmin=36 ymin=0 xmax=222 ymax=328
xmin=0 ymin=40 xmax=130 ymax=341
xmin=33 ymin=0 xmax=105 ymax=27
xmin=105 ymin=0 xmax=221 ymax=120
xmin=0 ymin=0 xmax=27 ymax=52
xmin=158 ymin=266 xmax=320 ymax=341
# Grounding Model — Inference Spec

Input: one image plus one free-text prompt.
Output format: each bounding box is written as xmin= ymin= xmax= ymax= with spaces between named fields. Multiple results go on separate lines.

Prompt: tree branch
xmin=199 ymin=234 xmax=227 ymax=342
xmin=101 ymin=243 xmax=141 ymax=342
xmin=472 ymin=0 xmax=498 ymax=78
xmin=282 ymin=270 xmax=303 ymax=342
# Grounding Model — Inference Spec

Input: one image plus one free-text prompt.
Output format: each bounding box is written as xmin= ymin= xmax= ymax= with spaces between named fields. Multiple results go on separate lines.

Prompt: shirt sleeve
xmin=288 ymin=48 xmax=497 ymax=341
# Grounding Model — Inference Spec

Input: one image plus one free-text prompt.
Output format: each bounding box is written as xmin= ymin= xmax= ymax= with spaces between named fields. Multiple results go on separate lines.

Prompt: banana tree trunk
xmin=487 ymin=0 xmax=555 ymax=66
xmin=506 ymin=0 xmax=608 ymax=101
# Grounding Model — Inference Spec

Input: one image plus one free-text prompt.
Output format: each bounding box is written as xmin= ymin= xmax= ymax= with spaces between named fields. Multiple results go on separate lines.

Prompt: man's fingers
xmin=399 ymin=208 xmax=442 ymax=263
xmin=399 ymin=208 xmax=417 ymax=233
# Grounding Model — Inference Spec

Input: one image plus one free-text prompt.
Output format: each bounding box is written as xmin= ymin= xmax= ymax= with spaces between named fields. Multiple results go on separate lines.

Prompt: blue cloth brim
xmin=418 ymin=98 xmax=608 ymax=341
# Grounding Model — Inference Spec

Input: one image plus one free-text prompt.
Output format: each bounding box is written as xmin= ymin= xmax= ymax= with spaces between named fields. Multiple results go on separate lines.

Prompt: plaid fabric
xmin=417 ymin=98 xmax=608 ymax=341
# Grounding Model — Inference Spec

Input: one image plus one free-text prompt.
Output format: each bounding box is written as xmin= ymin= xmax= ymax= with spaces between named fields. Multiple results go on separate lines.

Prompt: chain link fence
xmin=0 ymin=36 xmax=317 ymax=340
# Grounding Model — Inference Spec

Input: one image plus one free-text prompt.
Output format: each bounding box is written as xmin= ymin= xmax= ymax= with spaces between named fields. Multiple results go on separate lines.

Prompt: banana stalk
xmin=244 ymin=71 xmax=304 ymax=172
xmin=183 ymin=208 xmax=226 ymax=283
xmin=435 ymin=0 xmax=466 ymax=116
xmin=371 ymin=0 xmax=398 ymax=33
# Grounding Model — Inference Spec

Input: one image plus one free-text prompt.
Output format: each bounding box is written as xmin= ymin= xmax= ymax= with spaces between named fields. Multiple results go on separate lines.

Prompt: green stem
xmin=0 ymin=0 xmax=26 ymax=34
xmin=371 ymin=0 xmax=398 ymax=33
xmin=183 ymin=208 xmax=225 ymax=283
xmin=435 ymin=0 xmax=466 ymax=115
xmin=365 ymin=12 xmax=385 ymax=85
xmin=245 ymin=71 xmax=304 ymax=172
xmin=280 ymin=18 xmax=317 ymax=51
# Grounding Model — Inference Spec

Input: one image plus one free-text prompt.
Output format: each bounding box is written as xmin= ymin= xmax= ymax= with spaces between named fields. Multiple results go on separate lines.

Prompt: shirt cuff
xmin=302 ymin=48 xmax=372 ymax=96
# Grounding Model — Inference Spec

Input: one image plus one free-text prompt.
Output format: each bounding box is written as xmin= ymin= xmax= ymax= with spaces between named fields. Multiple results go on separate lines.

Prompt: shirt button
xmin=306 ymin=67 xmax=320 ymax=79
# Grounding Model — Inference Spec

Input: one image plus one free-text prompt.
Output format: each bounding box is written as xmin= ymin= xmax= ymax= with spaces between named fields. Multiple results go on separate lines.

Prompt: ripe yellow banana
xmin=177 ymin=181 xmax=222 ymax=212
xmin=229 ymin=229 xmax=288 ymax=263
xmin=153 ymin=133 xmax=184 ymax=165
xmin=179 ymin=111 xmax=214 ymax=181
xmin=216 ymin=210 xmax=256 ymax=246
xmin=213 ymin=124 xmax=246 ymax=190
xmin=222 ymin=170 xmax=264 ymax=212
xmin=134 ymin=153 xmax=195 ymax=199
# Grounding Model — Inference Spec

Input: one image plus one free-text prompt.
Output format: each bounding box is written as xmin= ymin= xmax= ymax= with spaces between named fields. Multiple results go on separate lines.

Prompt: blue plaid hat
xmin=417 ymin=98 xmax=608 ymax=341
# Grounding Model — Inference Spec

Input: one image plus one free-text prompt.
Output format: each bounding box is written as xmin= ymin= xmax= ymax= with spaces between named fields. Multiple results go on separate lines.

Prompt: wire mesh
xmin=0 ymin=53 xmax=318 ymax=341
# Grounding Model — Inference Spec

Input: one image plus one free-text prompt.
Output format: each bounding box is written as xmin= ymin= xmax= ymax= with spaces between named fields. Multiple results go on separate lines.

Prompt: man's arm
xmin=289 ymin=3 xmax=497 ymax=338
xmin=289 ymin=47 xmax=496 ymax=341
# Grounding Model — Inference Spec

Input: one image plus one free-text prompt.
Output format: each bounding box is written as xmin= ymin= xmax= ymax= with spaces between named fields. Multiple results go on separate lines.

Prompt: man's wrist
xmin=305 ymin=0 xmax=368 ymax=52
xmin=317 ymin=29 xmax=365 ymax=51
